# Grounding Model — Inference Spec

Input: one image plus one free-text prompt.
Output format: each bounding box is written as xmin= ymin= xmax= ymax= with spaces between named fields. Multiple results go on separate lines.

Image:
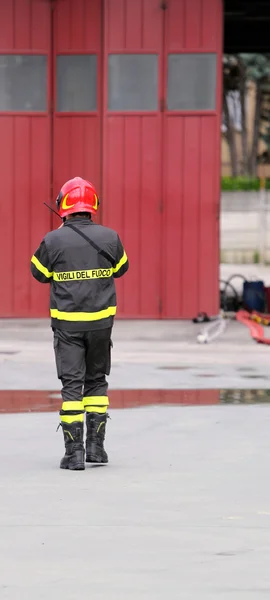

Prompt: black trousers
xmin=53 ymin=327 xmax=112 ymax=420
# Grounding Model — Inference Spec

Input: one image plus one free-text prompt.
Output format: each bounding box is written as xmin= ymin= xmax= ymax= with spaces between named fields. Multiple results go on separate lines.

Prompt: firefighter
xmin=30 ymin=177 xmax=129 ymax=470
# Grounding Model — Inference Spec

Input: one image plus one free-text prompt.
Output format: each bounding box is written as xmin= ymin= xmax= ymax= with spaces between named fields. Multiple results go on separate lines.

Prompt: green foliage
xmin=221 ymin=176 xmax=270 ymax=191
xmin=253 ymin=250 xmax=260 ymax=264
xmin=238 ymin=54 xmax=270 ymax=82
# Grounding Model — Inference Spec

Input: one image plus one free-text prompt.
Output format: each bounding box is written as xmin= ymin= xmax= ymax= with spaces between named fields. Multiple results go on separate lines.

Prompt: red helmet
xmin=56 ymin=176 xmax=99 ymax=218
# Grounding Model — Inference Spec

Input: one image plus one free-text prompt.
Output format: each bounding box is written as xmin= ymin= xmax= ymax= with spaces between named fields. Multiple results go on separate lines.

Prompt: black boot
xmin=60 ymin=421 xmax=85 ymax=470
xmin=86 ymin=413 xmax=108 ymax=463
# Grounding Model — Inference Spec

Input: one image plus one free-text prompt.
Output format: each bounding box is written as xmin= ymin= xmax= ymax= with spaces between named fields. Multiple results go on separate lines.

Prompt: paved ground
xmin=1 ymin=313 xmax=270 ymax=599
xmin=0 ymin=316 xmax=270 ymax=391
xmin=1 ymin=406 xmax=270 ymax=599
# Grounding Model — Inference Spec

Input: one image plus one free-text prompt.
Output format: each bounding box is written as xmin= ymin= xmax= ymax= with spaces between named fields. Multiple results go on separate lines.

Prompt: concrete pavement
xmin=0 ymin=316 xmax=270 ymax=391
xmin=0 ymin=313 xmax=270 ymax=598
xmin=1 ymin=406 xmax=270 ymax=599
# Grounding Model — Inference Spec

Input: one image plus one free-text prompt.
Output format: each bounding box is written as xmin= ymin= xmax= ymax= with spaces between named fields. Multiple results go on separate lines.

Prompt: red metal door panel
xmin=201 ymin=0 xmax=222 ymax=48
xmin=0 ymin=118 xmax=14 ymax=315
xmin=0 ymin=0 xmax=49 ymax=51
xmin=0 ymin=0 xmax=51 ymax=317
xmin=181 ymin=118 xmax=201 ymax=318
xmin=103 ymin=0 xmax=163 ymax=318
xmin=13 ymin=117 xmax=51 ymax=317
xmin=0 ymin=117 xmax=50 ymax=318
xmin=140 ymin=117 xmax=162 ymax=317
xmin=166 ymin=0 xmax=222 ymax=51
xmin=13 ymin=118 xmax=33 ymax=316
xmin=185 ymin=0 xmax=202 ymax=49
xmin=162 ymin=0 xmax=222 ymax=318
xmin=104 ymin=115 xmax=162 ymax=317
xmin=105 ymin=0 xmax=163 ymax=50
xmin=53 ymin=0 xmax=102 ymax=228
xmin=162 ymin=118 xmax=184 ymax=317
xmin=54 ymin=0 xmax=101 ymax=52
xmin=29 ymin=119 xmax=51 ymax=316
xmin=199 ymin=117 xmax=220 ymax=315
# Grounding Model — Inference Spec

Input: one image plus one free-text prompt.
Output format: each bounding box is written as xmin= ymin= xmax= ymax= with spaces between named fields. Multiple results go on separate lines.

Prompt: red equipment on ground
xmin=236 ymin=310 xmax=270 ymax=345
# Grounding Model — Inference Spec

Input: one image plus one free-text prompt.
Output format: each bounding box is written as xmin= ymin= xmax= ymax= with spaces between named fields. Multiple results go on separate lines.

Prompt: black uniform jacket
xmin=30 ymin=218 xmax=129 ymax=331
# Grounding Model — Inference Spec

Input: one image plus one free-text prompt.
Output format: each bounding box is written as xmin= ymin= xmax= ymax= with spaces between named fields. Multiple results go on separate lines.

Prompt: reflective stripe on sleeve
xmin=31 ymin=255 xmax=53 ymax=279
xmin=113 ymin=251 xmax=128 ymax=274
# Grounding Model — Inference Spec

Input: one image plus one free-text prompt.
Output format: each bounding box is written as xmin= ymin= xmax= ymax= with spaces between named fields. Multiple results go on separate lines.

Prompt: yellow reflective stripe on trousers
xmin=31 ymin=255 xmax=52 ymax=279
xmin=50 ymin=306 xmax=116 ymax=322
xmin=60 ymin=414 xmax=84 ymax=424
xmin=62 ymin=401 xmax=84 ymax=412
xmin=113 ymin=251 xmax=127 ymax=274
xmin=85 ymin=406 xmax=107 ymax=414
xmin=83 ymin=396 xmax=109 ymax=407
xmin=53 ymin=268 xmax=113 ymax=282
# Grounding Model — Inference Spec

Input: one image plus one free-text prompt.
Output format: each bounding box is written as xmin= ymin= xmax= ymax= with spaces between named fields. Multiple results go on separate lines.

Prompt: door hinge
xmin=159 ymin=200 xmax=164 ymax=214
xmin=160 ymin=1 xmax=168 ymax=9
xmin=160 ymin=98 xmax=166 ymax=112
xmin=159 ymin=297 xmax=163 ymax=314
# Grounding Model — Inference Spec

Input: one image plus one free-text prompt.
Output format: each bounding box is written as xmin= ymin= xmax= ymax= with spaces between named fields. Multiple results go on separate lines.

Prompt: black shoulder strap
xmin=65 ymin=222 xmax=115 ymax=267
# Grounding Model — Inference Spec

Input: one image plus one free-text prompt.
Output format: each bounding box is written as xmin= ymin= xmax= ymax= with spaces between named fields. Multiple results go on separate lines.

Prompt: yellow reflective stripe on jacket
xmin=62 ymin=401 xmax=84 ymax=412
xmin=53 ymin=268 xmax=113 ymax=282
xmin=50 ymin=306 xmax=116 ymax=322
xmin=31 ymin=255 xmax=52 ymax=279
xmin=113 ymin=251 xmax=127 ymax=274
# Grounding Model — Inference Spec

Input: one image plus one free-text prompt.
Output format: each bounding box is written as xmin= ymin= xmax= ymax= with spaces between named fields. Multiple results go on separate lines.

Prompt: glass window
xmin=108 ymin=54 xmax=158 ymax=111
xmin=56 ymin=55 xmax=97 ymax=112
xmin=0 ymin=55 xmax=47 ymax=111
xmin=167 ymin=53 xmax=217 ymax=111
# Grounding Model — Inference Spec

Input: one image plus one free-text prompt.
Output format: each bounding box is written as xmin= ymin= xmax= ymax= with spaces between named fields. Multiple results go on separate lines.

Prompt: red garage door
xmin=0 ymin=0 xmax=222 ymax=320
xmin=52 ymin=0 xmax=102 ymax=229
xmin=0 ymin=0 xmax=103 ymax=317
xmin=103 ymin=0 xmax=222 ymax=319
xmin=161 ymin=0 xmax=222 ymax=318
xmin=0 ymin=0 xmax=51 ymax=317
xmin=102 ymin=0 xmax=164 ymax=318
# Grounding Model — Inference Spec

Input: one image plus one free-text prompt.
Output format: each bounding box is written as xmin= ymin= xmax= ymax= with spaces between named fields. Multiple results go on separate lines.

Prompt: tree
xmin=237 ymin=56 xmax=248 ymax=176
xmin=239 ymin=54 xmax=270 ymax=176
xmin=223 ymin=55 xmax=240 ymax=177
xmin=258 ymin=78 xmax=270 ymax=164
xmin=223 ymin=53 xmax=270 ymax=177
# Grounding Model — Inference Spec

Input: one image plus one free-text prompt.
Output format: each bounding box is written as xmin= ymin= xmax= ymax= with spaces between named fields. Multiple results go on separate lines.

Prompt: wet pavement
xmin=1 ymin=388 xmax=270 ymax=414
xmin=1 ymin=319 xmax=270 ymax=390
xmin=1 ymin=319 xmax=270 ymax=598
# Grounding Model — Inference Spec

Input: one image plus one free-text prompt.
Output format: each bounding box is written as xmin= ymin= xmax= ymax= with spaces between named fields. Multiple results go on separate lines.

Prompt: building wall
xmin=0 ymin=0 xmax=222 ymax=319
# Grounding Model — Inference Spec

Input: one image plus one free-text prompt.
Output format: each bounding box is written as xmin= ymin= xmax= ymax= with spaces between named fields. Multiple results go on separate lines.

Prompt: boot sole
xmin=60 ymin=463 xmax=85 ymax=470
xmin=85 ymin=458 xmax=108 ymax=464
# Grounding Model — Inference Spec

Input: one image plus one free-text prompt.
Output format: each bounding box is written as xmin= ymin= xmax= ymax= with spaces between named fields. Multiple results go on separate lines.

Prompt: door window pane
xmin=0 ymin=55 xmax=47 ymax=111
xmin=108 ymin=54 xmax=158 ymax=111
xmin=167 ymin=53 xmax=217 ymax=111
xmin=57 ymin=55 xmax=97 ymax=112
